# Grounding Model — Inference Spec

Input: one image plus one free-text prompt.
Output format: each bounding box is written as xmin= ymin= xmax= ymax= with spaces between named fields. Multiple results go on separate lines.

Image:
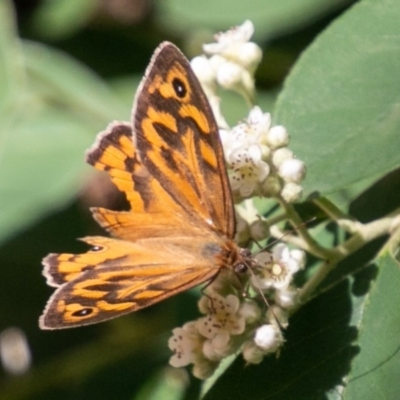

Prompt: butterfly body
xmin=40 ymin=42 xmax=245 ymax=329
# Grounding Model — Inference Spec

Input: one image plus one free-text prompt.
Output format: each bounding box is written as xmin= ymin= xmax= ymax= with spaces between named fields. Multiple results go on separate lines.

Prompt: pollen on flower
xmin=228 ymin=145 xmax=270 ymax=197
xmin=168 ymin=241 xmax=305 ymax=378
xmin=168 ymin=322 xmax=204 ymax=368
xmin=196 ymin=293 xmax=245 ymax=339
xmin=218 ymin=104 xmax=306 ymax=202
xmin=252 ymin=262 xmax=291 ymax=291
xmin=252 ymin=245 xmax=305 ymax=292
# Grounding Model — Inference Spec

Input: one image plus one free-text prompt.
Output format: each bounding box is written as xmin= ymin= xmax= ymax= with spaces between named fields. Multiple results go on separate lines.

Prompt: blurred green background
xmin=3 ymin=0 xmax=400 ymax=399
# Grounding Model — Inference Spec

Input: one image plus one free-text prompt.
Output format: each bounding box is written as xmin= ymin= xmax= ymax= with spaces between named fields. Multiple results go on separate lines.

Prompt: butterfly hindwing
xmin=87 ymin=122 xmax=181 ymax=215
xmin=40 ymin=236 xmax=219 ymax=329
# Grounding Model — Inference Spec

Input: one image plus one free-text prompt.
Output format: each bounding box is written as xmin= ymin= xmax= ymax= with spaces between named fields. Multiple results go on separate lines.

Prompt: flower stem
xmin=276 ymin=196 xmax=335 ymax=259
xmin=294 ymin=215 xmax=394 ymax=309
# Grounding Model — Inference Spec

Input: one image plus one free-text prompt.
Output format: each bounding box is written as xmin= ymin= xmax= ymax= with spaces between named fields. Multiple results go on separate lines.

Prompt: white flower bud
xmin=254 ymin=324 xmax=280 ymax=350
xmin=248 ymin=106 xmax=271 ymax=133
xmin=275 ymin=288 xmax=298 ymax=309
xmin=234 ymin=212 xmax=251 ymax=246
xmin=266 ymin=305 xmax=289 ymax=328
xmin=234 ymin=19 xmax=254 ymax=42
xmin=254 ymin=251 xmax=272 ymax=267
xmin=272 ymin=147 xmax=294 ymax=168
xmin=250 ymin=219 xmax=270 ymax=241
xmin=242 ymin=340 xmax=264 ymax=364
xmin=279 ymin=159 xmax=306 ymax=183
xmin=190 ymin=55 xmax=216 ymax=86
xmin=235 ymin=42 xmax=262 ymax=72
xmin=209 ymin=54 xmax=226 ymax=71
xmin=192 ymin=359 xmax=217 ymax=380
xmin=261 ymin=175 xmax=282 ymax=197
xmin=266 ymin=125 xmax=289 ymax=149
xmin=239 ymin=301 xmax=262 ymax=324
xmin=289 ymin=249 xmax=306 ymax=271
xmin=280 ymin=182 xmax=303 ymax=203
xmin=215 ymin=62 xmax=255 ymax=99
xmin=203 ymin=20 xmax=255 ymax=55
xmin=260 ymin=144 xmax=271 ymax=160
xmin=216 ymin=61 xmax=243 ymax=89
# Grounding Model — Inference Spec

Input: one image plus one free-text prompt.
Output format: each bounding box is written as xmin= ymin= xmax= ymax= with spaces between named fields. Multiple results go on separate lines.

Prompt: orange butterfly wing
xmin=134 ymin=43 xmax=235 ymax=237
xmin=41 ymin=237 xmax=220 ymax=328
xmin=40 ymin=42 xmax=239 ymax=329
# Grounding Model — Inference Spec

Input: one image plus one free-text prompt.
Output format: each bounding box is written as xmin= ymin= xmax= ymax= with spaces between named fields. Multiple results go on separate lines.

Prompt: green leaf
xmin=274 ymin=0 xmax=400 ymax=197
xmin=158 ymin=0 xmax=354 ymax=40
xmin=23 ymin=41 xmax=129 ymax=125
xmin=0 ymin=41 xmax=131 ymax=244
xmin=0 ymin=107 xmax=93 ymax=243
xmin=134 ymin=367 xmax=187 ymax=400
xmin=343 ymin=251 xmax=400 ymax=399
xmin=0 ymin=0 xmax=25 ymax=124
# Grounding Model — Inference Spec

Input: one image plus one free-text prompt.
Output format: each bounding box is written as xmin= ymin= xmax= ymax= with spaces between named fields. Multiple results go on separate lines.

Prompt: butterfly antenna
xmin=244 ymin=259 xmax=284 ymax=330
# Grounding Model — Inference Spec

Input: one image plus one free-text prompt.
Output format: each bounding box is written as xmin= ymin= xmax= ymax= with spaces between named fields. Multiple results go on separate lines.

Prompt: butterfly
xmin=39 ymin=42 xmax=251 ymax=329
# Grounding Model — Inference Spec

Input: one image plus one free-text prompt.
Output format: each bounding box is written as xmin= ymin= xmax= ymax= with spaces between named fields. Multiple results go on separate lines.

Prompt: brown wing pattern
xmin=87 ymin=122 xmax=181 ymax=214
xmin=40 ymin=42 xmax=239 ymax=330
xmin=40 ymin=236 xmax=219 ymax=329
xmin=87 ymin=122 xmax=199 ymax=240
xmin=133 ymin=43 xmax=235 ymax=238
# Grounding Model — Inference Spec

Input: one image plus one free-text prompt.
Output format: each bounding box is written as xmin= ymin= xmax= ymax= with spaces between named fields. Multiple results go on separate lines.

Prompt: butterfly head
xmin=233 ymin=248 xmax=253 ymax=274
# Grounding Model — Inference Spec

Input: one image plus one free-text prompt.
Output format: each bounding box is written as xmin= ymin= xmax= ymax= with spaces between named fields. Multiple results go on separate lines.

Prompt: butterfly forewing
xmin=134 ymin=43 xmax=235 ymax=238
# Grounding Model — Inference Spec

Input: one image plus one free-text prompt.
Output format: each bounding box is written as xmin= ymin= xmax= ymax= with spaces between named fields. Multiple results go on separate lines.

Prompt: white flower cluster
xmin=191 ymin=21 xmax=305 ymax=202
xmin=221 ymin=106 xmax=305 ymax=201
xmin=168 ymin=20 xmax=308 ymax=380
xmin=168 ymin=244 xmax=305 ymax=379
xmin=191 ymin=20 xmax=261 ymax=127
